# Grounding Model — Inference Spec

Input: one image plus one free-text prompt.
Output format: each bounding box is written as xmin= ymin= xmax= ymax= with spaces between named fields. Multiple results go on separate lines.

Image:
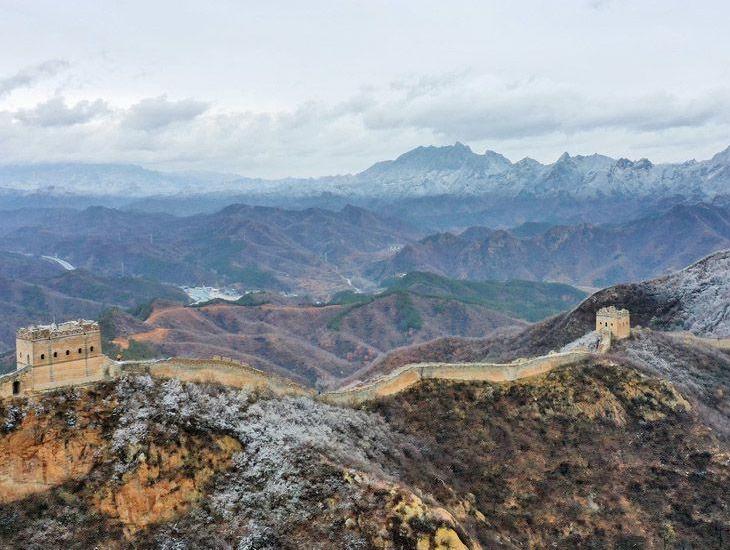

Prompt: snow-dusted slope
xmin=341 ymin=143 xmax=730 ymax=200
xmin=2 ymin=143 xmax=729 ymax=200
xmin=645 ymin=250 xmax=730 ymax=337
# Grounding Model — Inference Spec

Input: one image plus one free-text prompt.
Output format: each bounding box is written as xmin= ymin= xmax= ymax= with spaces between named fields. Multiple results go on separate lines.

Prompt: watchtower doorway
xmin=12 ymin=380 xmax=20 ymax=395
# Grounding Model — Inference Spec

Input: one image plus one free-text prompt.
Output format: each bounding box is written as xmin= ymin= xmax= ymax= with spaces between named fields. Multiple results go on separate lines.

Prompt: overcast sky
xmin=1 ymin=0 xmax=729 ymax=177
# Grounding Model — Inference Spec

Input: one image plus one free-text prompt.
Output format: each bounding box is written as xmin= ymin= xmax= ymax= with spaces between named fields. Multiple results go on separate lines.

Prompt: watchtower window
xmin=78 ymin=348 xmax=83 ymax=354
xmin=53 ymin=351 xmax=58 ymax=358
xmin=26 ymin=354 xmax=29 ymax=363
xmin=90 ymin=346 xmax=94 ymax=352
xmin=40 ymin=353 xmax=45 ymax=360
xmin=12 ymin=381 xmax=20 ymax=395
xmin=65 ymin=350 xmax=70 ymax=356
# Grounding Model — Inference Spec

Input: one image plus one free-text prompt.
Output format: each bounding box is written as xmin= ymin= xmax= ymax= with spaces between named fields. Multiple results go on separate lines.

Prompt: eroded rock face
xmin=0 ymin=377 xmax=477 ymax=549
xmin=94 ymin=434 xmax=241 ymax=534
xmin=0 ymin=411 xmax=102 ymax=502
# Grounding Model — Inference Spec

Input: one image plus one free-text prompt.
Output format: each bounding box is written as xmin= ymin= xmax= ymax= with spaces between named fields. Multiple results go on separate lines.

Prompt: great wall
xmin=321 ymin=350 xmax=593 ymax=405
xmin=7 ymin=305 xmax=709 ymax=405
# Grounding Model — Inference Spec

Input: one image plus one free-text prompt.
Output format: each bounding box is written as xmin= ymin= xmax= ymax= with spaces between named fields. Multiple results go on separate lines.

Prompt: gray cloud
xmin=0 ymin=59 xmax=70 ymax=98
xmin=14 ymin=96 xmax=109 ymax=127
xmin=0 ymin=72 xmax=728 ymax=177
xmin=122 ymin=95 xmax=209 ymax=130
xmin=358 ymin=75 xmax=730 ymax=142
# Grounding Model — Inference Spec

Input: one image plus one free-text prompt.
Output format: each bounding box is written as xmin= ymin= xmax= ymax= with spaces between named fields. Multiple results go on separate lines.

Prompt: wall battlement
xmin=2 ymin=309 xmax=627 ymax=403
xmin=17 ymin=320 xmax=99 ymax=341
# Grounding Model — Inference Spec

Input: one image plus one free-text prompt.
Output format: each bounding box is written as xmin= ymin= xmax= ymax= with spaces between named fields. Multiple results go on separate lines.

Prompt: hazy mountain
xmin=0 ymin=204 xmax=417 ymax=295
xmin=1 ymin=142 xmax=729 ymax=211
xmin=0 ymin=163 xmax=242 ymax=196
xmin=3 ymin=201 xmax=727 ymax=297
xmin=325 ymin=142 xmax=730 ymax=200
xmin=371 ymin=203 xmax=730 ymax=287
xmin=0 ymin=251 xmax=187 ymax=357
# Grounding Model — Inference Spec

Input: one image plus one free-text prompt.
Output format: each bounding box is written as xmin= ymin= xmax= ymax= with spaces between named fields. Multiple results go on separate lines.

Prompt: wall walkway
xmin=121 ymin=357 xmax=312 ymax=397
xmin=321 ymin=350 xmax=592 ymax=406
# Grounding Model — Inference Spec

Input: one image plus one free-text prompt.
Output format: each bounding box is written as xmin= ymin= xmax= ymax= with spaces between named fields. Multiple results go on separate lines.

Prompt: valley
xmin=103 ymin=279 xmax=582 ymax=388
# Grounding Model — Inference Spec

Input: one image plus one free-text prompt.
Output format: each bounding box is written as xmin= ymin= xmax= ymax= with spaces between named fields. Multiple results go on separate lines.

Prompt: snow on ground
xmin=181 ymin=286 xmax=243 ymax=304
xmin=41 ymin=255 xmax=75 ymax=270
xmin=561 ymin=330 xmax=602 ymax=353
xmin=650 ymin=250 xmax=730 ymax=338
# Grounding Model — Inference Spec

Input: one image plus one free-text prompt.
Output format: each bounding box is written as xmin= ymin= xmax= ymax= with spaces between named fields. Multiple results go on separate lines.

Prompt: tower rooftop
xmin=596 ymin=305 xmax=630 ymax=318
xmin=16 ymin=319 xmax=100 ymax=341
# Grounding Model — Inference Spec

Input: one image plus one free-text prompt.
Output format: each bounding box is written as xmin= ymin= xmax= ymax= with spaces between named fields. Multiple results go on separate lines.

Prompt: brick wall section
xmin=669 ymin=331 xmax=730 ymax=351
xmin=122 ymin=358 xmax=312 ymax=398
xmin=322 ymin=351 xmax=592 ymax=406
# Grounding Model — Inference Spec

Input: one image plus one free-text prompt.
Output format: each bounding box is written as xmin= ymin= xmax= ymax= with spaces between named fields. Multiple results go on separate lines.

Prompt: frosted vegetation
xmin=616 ymin=330 xmax=730 ymax=439
xmin=560 ymin=330 xmax=602 ymax=353
xmin=112 ymin=375 xmax=416 ymax=547
xmin=647 ymin=250 xmax=730 ymax=338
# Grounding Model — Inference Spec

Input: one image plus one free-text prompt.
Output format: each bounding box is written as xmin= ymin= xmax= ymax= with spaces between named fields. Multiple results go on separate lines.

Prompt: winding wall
xmin=322 ymin=350 xmax=592 ymax=405
xmin=2 ymin=351 xmax=590 ymax=404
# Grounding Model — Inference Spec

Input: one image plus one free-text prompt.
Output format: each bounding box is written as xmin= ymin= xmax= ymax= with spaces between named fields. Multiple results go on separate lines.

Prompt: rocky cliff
xmin=1 ymin=349 xmax=728 ymax=548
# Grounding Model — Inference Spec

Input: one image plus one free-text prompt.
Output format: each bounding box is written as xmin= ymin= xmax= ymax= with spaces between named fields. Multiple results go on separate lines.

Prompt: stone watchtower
xmin=12 ymin=320 xmax=106 ymax=394
xmin=596 ymin=306 xmax=630 ymax=340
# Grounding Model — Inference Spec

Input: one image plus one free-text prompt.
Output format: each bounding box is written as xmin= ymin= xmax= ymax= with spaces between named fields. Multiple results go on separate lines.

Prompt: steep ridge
xmin=0 ymin=377 xmax=476 ymax=549
xmin=364 ymin=251 xmax=730 ymax=439
xmin=1 ymin=357 xmax=727 ymax=548
xmin=369 ymin=361 xmax=729 ymax=548
xmin=366 ymin=250 xmax=730 ymax=379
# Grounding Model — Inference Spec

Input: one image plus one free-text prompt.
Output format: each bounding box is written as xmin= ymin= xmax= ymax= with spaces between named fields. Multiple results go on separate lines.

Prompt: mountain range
xmin=2 ymin=202 xmax=729 ymax=296
xmin=2 ymin=143 xmax=730 ymax=231
xmin=371 ymin=203 xmax=730 ymax=287
xmin=0 ymin=204 xmax=416 ymax=295
xmin=2 ymin=143 xmax=730 ymax=200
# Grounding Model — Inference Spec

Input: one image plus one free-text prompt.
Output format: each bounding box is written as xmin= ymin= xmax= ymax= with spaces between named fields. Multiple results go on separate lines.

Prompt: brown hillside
xmin=369 ymin=360 xmax=730 ymax=548
xmin=113 ymin=293 xmax=525 ymax=387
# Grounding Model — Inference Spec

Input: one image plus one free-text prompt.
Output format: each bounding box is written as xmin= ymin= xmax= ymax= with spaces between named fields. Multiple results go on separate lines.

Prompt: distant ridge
xmin=1 ymin=143 xmax=729 ymax=201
